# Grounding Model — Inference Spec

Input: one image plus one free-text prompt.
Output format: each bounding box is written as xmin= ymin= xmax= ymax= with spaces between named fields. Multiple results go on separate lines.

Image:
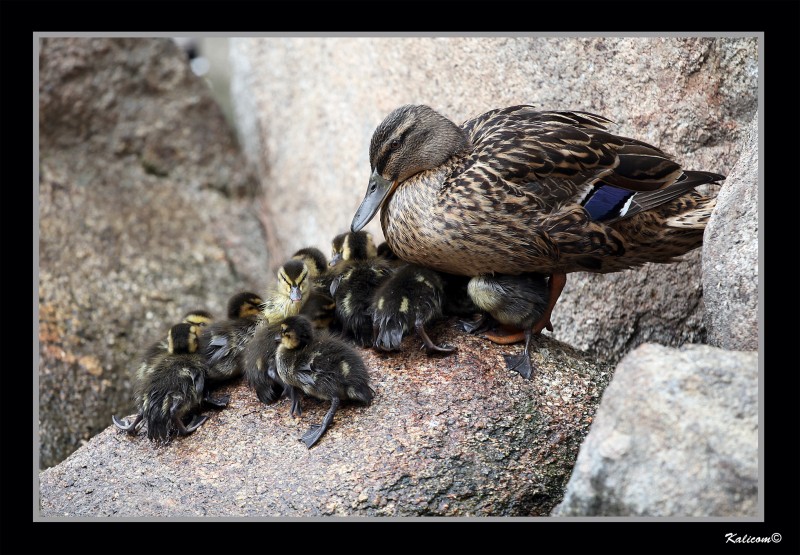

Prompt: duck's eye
xmin=390 ymin=139 xmax=400 ymax=150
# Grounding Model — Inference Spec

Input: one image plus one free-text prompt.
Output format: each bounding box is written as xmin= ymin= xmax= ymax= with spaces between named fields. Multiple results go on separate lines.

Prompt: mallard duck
xmin=198 ymin=291 xmax=263 ymax=387
xmin=370 ymin=263 xmax=454 ymax=354
xmin=292 ymin=246 xmax=337 ymax=330
xmin=274 ymin=315 xmax=374 ymax=448
xmin=466 ymin=272 xmax=550 ymax=379
xmin=112 ymin=322 xmax=224 ymax=442
xmin=351 ymin=104 xmax=724 ymax=336
xmin=328 ymin=230 xmax=378 ymax=268
xmin=328 ymin=231 xmax=394 ymax=346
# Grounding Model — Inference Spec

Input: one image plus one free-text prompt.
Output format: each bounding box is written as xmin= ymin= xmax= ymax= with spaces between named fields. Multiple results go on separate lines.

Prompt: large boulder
xmin=551 ymin=343 xmax=758 ymax=517
xmin=228 ymin=36 xmax=758 ymax=365
xmin=702 ymin=112 xmax=759 ymax=351
xmin=39 ymin=327 xmax=614 ymax=517
xmin=38 ymin=37 xmax=270 ymax=469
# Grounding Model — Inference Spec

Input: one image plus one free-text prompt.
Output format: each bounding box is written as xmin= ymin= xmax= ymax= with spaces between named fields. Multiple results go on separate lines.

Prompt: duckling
xmin=377 ymin=241 xmax=400 ymax=261
xmin=351 ymin=104 xmax=724 ymax=338
xmin=260 ymin=258 xmax=312 ymax=323
xmin=370 ymin=263 xmax=454 ymax=354
xmin=466 ymin=272 xmax=550 ymax=379
xmin=112 ymin=322 xmax=222 ymax=442
xmin=134 ymin=308 xmax=215 ymax=393
xmin=274 ymin=315 xmax=374 ymax=448
xmin=243 ymin=319 xmax=286 ymax=404
xmin=328 ymin=229 xmax=378 ymax=268
xmin=328 ymin=231 xmax=394 ymax=346
xmin=197 ymin=291 xmax=264 ymax=388
xmin=292 ymin=246 xmax=337 ymax=330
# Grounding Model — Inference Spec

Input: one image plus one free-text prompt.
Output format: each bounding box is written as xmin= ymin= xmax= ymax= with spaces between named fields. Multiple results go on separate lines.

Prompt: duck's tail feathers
xmin=664 ymin=197 xmax=717 ymax=229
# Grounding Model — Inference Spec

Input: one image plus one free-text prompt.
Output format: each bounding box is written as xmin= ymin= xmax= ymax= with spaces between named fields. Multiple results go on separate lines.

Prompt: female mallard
xmin=351 ymin=104 xmax=724 ymax=336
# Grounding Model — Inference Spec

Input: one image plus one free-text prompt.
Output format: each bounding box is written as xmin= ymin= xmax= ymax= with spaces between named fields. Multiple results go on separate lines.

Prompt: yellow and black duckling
xmin=112 ymin=322 xmax=225 ymax=442
xmin=197 ymin=291 xmax=263 ymax=389
xmin=351 ymin=104 xmax=724 ymax=338
xmin=274 ymin=315 xmax=375 ymax=448
xmin=139 ymin=308 xmax=215 ymax=369
xmin=370 ymin=262 xmax=454 ymax=354
xmin=241 ymin=259 xmax=313 ymax=405
xmin=328 ymin=231 xmax=394 ymax=347
xmin=260 ymin=258 xmax=312 ymax=322
xmin=292 ymin=246 xmax=337 ymax=330
xmin=465 ymin=272 xmax=550 ymax=379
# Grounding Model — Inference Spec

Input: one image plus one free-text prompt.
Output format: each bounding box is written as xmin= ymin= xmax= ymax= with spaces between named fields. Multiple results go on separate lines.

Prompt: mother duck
xmin=351 ymin=104 xmax=723 ymax=338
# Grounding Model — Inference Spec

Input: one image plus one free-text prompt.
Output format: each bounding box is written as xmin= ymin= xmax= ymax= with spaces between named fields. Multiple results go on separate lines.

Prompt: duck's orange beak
xmin=351 ymin=169 xmax=394 ymax=232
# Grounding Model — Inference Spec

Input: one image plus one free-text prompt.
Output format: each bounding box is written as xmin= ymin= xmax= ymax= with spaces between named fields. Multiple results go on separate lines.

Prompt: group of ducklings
xmin=113 ymin=230 xmax=550 ymax=448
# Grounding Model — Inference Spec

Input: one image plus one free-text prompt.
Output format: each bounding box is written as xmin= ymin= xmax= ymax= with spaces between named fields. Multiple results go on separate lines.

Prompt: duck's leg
xmin=300 ymin=397 xmax=340 ymax=449
xmin=288 ymin=386 xmax=303 ymax=418
xmin=529 ymin=272 xmax=565 ymax=335
xmin=415 ymin=321 xmax=456 ymax=354
xmin=112 ymin=412 xmax=143 ymax=435
xmin=481 ymin=324 xmax=526 ymax=345
xmin=503 ymin=327 xmax=537 ymax=379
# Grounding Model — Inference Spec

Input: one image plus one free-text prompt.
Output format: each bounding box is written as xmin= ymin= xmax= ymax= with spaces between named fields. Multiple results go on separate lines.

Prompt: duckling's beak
xmin=289 ymin=286 xmax=303 ymax=302
xmin=329 ymin=253 xmax=342 ymax=266
xmin=273 ymin=332 xmax=282 ymax=343
xmin=351 ymin=170 xmax=394 ymax=232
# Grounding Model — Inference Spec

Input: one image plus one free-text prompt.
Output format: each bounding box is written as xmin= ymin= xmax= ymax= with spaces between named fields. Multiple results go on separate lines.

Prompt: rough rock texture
xmin=228 ymin=36 xmax=759 ymax=365
xmin=38 ymin=37 xmax=271 ymax=469
xmin=38 ymin=325 xmax=614 ymax=517
xmin=703 ymin=113 xmax=759 ymax=351
xmin=552 ymin=343 xmax=758 ymax=517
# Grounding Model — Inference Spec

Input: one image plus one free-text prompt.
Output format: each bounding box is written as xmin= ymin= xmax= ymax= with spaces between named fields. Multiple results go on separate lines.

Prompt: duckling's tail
xmin=373 ymin=316 xmax=406 ymax=351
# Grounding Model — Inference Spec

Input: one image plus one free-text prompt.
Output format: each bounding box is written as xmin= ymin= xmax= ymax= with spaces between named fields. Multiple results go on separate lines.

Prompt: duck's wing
xmin=457 ymin=106 xmax=723 ymax=222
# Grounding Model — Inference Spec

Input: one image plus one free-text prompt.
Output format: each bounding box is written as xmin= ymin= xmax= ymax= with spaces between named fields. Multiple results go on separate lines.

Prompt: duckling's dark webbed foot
xmin=112 ymin=413 xmax=143 ymax=435
xmin=203 ymin=393 xmax=230 ymax=409
xmin=503 ymin=328 xmax=538 ymax=379
xmin=503 ymin=353 xmax=535 ymax=379
xmin=300 ymin=397 xmax=340 ymax=449
xmin=176 ymin=414 xmax=209 ymax=436
xmin=415 ymin=321 xmax=456 ymax=355
xmin=460 ymin=313 xmax=491 ymax=334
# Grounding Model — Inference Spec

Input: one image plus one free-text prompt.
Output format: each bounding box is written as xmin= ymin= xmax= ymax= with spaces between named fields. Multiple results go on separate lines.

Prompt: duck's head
xmin=352 ymin=104 xmax=471 ymax=232
xmin=292 ymin=247 xmax=328 ymax=279
xmin=182 ymin=309 xmax=214 ymax=328
xmin=277 ymin=259 xmax=311 ymax=304
xmin=226 ymin=291 xmax=264 ymax=320
xmin=329 ymin=230 xmax=378 ymax=266
xmin=274 ymin=315 xmax=315 ymax=350
xmin=167 ymin=322 xmax=200 ymax=355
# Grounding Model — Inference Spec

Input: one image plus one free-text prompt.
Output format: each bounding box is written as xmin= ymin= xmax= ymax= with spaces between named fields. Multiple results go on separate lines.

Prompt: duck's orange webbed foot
xmin=481 ymin=324 xmax=526 ymax=345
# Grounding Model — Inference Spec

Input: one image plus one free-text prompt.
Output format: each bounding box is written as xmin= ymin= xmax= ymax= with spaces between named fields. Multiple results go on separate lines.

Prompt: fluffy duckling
xmin=112 ymin=322 xmax=224 ymax=442
xmin=292 ymin=246 xmax=337 ymax=330
xmin=274 ymin=315 xmax=374 ymax=448
xmin=139 ymin=308 xmax=215 ymax=366
xmin=371 ymin=263 xmax=454 ymax=354
xmin=243 ymin=319 xmax=286 ymax=404
xmin=328 ymin=231 xmax=394 ymax=346
xmin=260 ymin=258 xmax=312 ymax=323
xmin=198 ymin=291 xmax=264 ymax=387
xmin=466 ymin=273 xmax=550 ymax=379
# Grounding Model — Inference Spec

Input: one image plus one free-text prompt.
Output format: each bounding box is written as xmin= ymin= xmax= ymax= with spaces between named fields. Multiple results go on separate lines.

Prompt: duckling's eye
xmin=390 ymin=139 xmax=400 ymax=150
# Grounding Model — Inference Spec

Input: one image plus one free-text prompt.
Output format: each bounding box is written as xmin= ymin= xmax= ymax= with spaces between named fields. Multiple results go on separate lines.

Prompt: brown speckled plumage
xmin=353 ymin=104 xmax=723 ymax=277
